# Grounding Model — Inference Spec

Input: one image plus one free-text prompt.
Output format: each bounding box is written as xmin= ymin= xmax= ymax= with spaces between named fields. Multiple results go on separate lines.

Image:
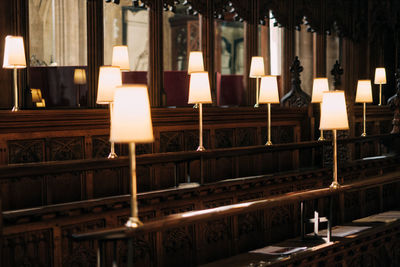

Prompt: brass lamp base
xmin=125 ymin=217 xmax=143 ymax=228
xmin=12 ymin=106 xmax=19 ymax=112
xmin=318 ymin=136 xmax=325 ymax=141
xmin=254 ymin=103 xmax=259 ymax=108
xmin=361 ymin=133 xmax=366 ymax=137
xmin=108 ymin=152 xmax=118 ymax=159
xmin=196 ymin=145 xmax=205 ymax=151
xmin=265 ymin=141 xmax=272 ymax=146
xmin=329 ymin=181 xmax=341 ymax=190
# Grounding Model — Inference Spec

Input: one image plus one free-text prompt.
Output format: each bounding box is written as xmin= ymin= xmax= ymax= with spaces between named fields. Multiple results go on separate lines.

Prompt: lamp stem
xmin=330 ymin=129 xmax=340 ymax=189
xmin=197 ymin=103 xmax=205 ymax=151
xmin=12 ymin=68 xmax=19 ymax=112
xmin=76 ymin=85 xmax=80 ymax=107
xmin=108 ymin=102 xmax=118 ymax=159
xmin=126 ymin=142 xmax=142 ymax=228
xmin=266 ymin=103 xmax=272 ymax=146
xmin=318 ymin=103 xmax=325 ymax=141
xmin=379 ymin=84 xmax=382 ymax=106
xmin=254 ymin=77 xmax=259 ymax=108
xmin=362 ymin=102 xmax=366 ymax=137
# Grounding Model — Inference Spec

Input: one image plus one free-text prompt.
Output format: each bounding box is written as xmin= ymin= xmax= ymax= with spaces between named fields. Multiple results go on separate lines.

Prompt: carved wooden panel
xmin=161 ymin=204 xmax=195 ymax=217
xmin=93 ymin=168 xmax=123 ymax=198
xmin=365 ymin=187 xmax=380 ymax=216
xmin=236 ymin=127 xmax=257 ymax=147
xmin=137 ymin=165 xmax=151 ymax=192
xmin=2 ymin=229 xmax=53 ymax=267
xmin=238 ymin=155 xmax=258 ymax=178
xmin=162 ymin=226 xmax=194 ymax=266
xmin=114 ymin=234 xmax=155 ymax=267
xmin=203 ymin=198 xmax=233 ymax=209
xmin=268 ymin=205 xmax=294 ymax=243
xmin=46 ymin=172 xmax=82 ymax=204
xmin=215 ymin=128 xmax=234 ymax=148
xmin=383 ymin=182 xmax=398 ymax=210
xmin=61 ymin=219 xmax=106 ymax=267
xmin=160 ymin=131 xmax=184 ymax=152
xmin=344 ymin=191 xmax=361 ymax=222
xmin=49 ymin=137 xmax=84 ymax=161
xmin=237 ymin=211 xmax=264 ymax=253
xmin=8 ymin=139 xmax=45 ymax=164
xmin=92 ymin=135 xmax=112 ymax=158
xmin=184 ymin=129 xmax=210 ymax=151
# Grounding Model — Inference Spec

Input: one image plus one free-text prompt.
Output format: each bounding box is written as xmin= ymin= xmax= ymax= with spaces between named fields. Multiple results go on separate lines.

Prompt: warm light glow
xmin=110 ymin=85 xmax=154 ymax=143
xmin=31 ymin=89 xmax=42 ymax=103
xmin=188 ymin=51 xmax=204 ymax=74
xmin=74 ymin=69 xmax=87 ymax=85
xmin=355 ymin=80 xmax=373 ymax=103
xmin=249 ymin=56 xmax=265 ymax=77
xmin=374 ymin=68 xmax=386 ymax=84
xmin=96 ymin=66 xmax=122 ymax=104
xmin=311 ymin=78 xmax=329 ymax=103
xmin=259 ymin=76 xmax=280 ymax=103
xmin=3 ymin=35 xmax=26 ymax=69
xmin=188 ymin=72 xmax=212 ymax=104
xmin=320 ymin=91 xmax=349 ymax=130
xmin=112 ymin=45 xmax=130 ymax=71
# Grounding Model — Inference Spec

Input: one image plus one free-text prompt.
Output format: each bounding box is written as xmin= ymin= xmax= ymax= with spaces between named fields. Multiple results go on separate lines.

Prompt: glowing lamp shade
xmin=188 ymin=51 xmax=204 ymax=74
xmin=311 ymin=78 xmax=329 ymax=103
xmin=110 ymin=85 xmax=154 ymax=143
xmin=96 ymin=66 xmax=122 ymax=104
xmin=320 ymin=91 xmax=349 ymax=130
xmin=188 ymin=72 xmax=212 ymax=104
xmin=259 ymin=76 xmax=279 ymax=103
xmin=31 ymin=89 xmax=43 ymax=103
xmin=112 ymin=45 xmax=130 ymax=71
xmin=374 ymin=68 xmax=386 ymax=84
xmin=249 ymin=56 xmax=265 ymax=77
xmin=355 ymin=80 xmax=373 ymax=103
xmin=74 ymin=69 xmax=86 ymax=84
xmin=3 ymin=35 xmax=26 ymax=68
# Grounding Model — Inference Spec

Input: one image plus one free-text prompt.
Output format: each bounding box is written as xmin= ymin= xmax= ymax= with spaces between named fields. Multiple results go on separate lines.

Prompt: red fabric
xmin=122 ymin=71 xmax=148 ymax=85
xmin=164 ymin=71 xmax=190 ymax=107
xmin=217 ymin=73 xmax=243 ymax=106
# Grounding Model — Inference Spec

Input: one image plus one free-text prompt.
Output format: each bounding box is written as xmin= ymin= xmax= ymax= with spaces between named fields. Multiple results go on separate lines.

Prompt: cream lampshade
xmin=3 ymin=35 xmax=26 ymax=68
xmin=112 ymin=45 xmax=130 ymax=71
xmin=3 ymin=35 xmax=26 ymax=112
xmin=320 ymin=90 xmax=349 ymax=190
xmin=374 ymin=68 xmax=386 ymax=84
xmin=96 ymin=66 xmax=122 ymax=104
xmin=311 ymin=78 xmax=329 ymax=103
xmin=355 ymin=80 xmax=373 ymax=103
xmin=320 ymin=91 xmax=349 ymax=130
xmin=249 ymin=56 xmax=265 ymax=78
xmin=110 ymin=85 xmax=154 ymax=143
xmin=110 ymin=84 xmax=154 ymax=228
xmin=74 ymin=69 xmax=86 ymax=84
xmin=259 ymin=76 xmax=279 ymax=146
xmin=259 ymin=76 xmax=279 ymax=103
xmin=30 ymin=89 xmax=43 ymax=103
xmin=188 ymin=51 xmax=204 ymax=74
xmin=188 ymin=72 xmax=212 ymax=104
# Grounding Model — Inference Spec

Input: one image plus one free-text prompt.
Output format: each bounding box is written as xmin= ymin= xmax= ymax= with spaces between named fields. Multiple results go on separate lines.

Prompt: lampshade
xmin=3 ymin=35 xmax=26 ymax=69
xmin=320 ymin=91 xmax=349 ymax=130
xmin=188 ymin=72 xmax=212 ymax=104
xmin=355 ymin=80 xmax=373 ymax=103
xmin=110 ymin=85 xmax=154 ymax=143
xmin=74 ymin=69 xmax=87 ymax=84
xmin=374 ymin=68 xmax=386 ymax=84
xmin=96 ymin=66 xmax=122 ymax=104
xmin=112 ymin=45 xmax=130 ymax=71
xmin=249 ymin=56 xmax=265 ymax=78
xmin=188 ymin=51 xmax=204 ymax=74
xmin=311 ymin=78 xmax=329 ymax=103
xmin=259 ymin=76 xmax=280 ymax=103
xmin=30 ymin=88 xmax=42 ymax=103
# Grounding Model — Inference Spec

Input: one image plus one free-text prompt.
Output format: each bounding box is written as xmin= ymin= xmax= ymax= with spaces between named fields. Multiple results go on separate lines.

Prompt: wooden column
xmin=87 ymin=0 xmax=104 ymax=108
xmin=244 ymin=0 xmax=259 ymax=106
xmin=149 ymin=0 xmax=165 ymax=107
xmin=313 ymin=33 xmax=326 ymax=77
xmin=201 ymin=0 xmax=216 ymax=104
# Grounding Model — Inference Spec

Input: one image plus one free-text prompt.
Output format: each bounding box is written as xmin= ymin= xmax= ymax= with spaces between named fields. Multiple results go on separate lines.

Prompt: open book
xmin=250 ymin=246 xmax=307 ymax=256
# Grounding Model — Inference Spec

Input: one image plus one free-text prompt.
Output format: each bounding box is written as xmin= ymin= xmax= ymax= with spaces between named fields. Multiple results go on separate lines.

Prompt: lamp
xmin=3 ymin=35 xmax=26 ymax=111
xmin=97 ymin=66 xmax=122 ymax=159
xmin=112 ymin=45 xmax=130 ymax=71
xmin=188 ymin=51 xmax=204 ymax=74
xmin=374 ymin=68 xmax=386 ymax=106
xmin=249 ymin=56 xmax=265 ymax=107
xmin=30 ymin=88 xmax=45 ymax=108
xmin=110 ymin=85 xmax=154 ymax=227
xmin=311 ymin=78 xmax=330 ymax=141
xmin=259 ymin=76 xmax=279 ymax=146
xmin=355 ymin=80 xmax=373 ymax=137
xmin=74 ymin=69 xmax=86 ymax=107
xmin=320 ymin=91 xmax=349 ymax=189
xmin=188 ymin=72 xmax=212 ymax=151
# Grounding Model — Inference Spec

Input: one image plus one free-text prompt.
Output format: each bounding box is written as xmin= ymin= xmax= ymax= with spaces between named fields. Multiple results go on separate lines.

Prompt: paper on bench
xmin=353 ymin=211 xmax=400 ymax=223
xmin=314 ymin=226 xmax=371 ymax=237
xmin=250 ymin=246 xmax=307 ymax=255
